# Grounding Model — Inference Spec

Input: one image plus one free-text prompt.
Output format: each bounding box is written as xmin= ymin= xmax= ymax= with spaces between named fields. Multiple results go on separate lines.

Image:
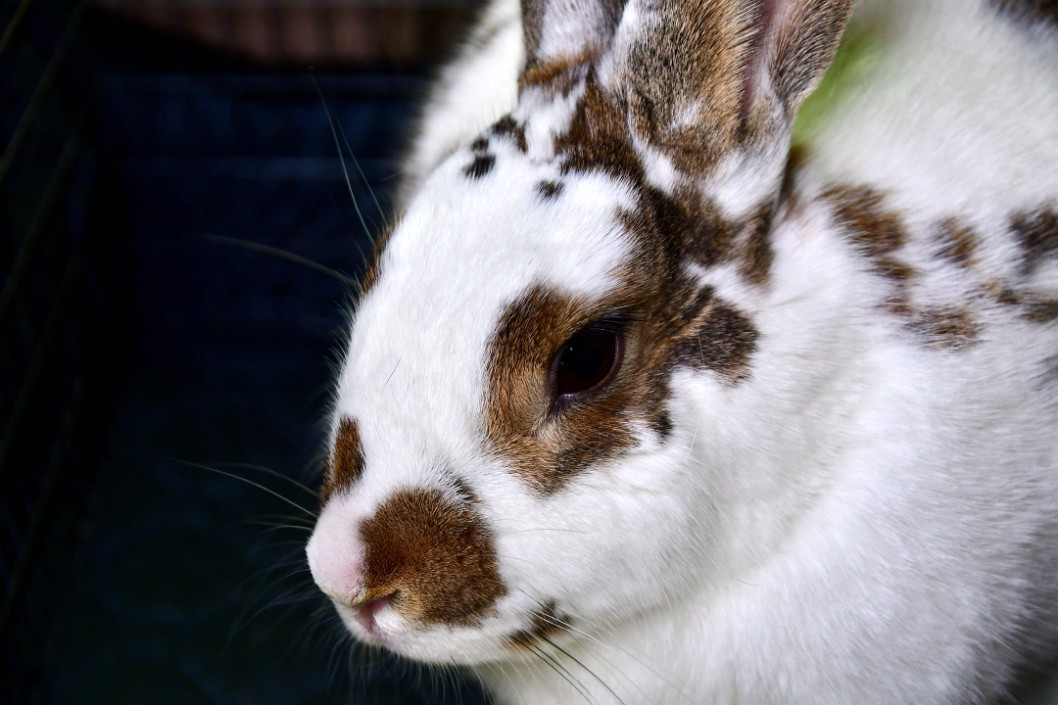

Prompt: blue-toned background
xmin=0 ymin=1 xmax=490 ymax=702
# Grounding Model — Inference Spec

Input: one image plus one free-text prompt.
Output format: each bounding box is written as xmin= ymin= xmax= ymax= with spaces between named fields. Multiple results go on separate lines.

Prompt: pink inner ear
xmin=739 ymin=0 xmax=785 ymax=122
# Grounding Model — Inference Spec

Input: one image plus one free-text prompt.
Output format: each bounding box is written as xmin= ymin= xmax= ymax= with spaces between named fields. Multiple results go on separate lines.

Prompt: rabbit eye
xmin=549 ymin=317 xmax=626 ymax=413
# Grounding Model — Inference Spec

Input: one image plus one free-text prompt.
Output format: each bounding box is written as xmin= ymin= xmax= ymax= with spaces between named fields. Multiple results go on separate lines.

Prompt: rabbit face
xmin=307 ymin=0 xmax=858 ymax=667
xmin=308 ymin=81 xmax=773 ymax=661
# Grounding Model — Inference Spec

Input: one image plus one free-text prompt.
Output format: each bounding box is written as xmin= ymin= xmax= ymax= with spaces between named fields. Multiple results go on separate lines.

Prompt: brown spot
xmin=1022 ymin=298 xmax=1058 ymax=323
xmin=450 ymin=476 xmax=479 ymax=505
xmin=491 ymin=115 xmax=528 ymax=153
xmin=322 ymin=417 xmax=365 ymax=503
xmin=359 ymin=487 xmax=505 ymax=627
xmin=555 ymin=73 xmax=644 ymax=185
xmin=519 ymin=52 xmax=593 ymax=95
xmin=1010 ymin=208 xmax=1058 ymax=275
xmin=672 ymin=299 xmax=761 ymax=382
xmin=506 ymin=601 xmax=569 ymax=651
xmin=464 ymin=153 xmax=496 ymax=179
xmin=933 ymin=217 xmax=978 ymax=268
xmin=991 ymin=0 xmax=1058 ymax=27
xmin=907 ymin=308 xmax=981 ymax=351
xmin=738 ymin=203 xmax=775 ymax=286
xmin=360 ymin=220 xmax=397 ymax=295
xmin=984 ymin=279 xmax=1022 ymax=307
xmin=536 ymin=180 xmax=564 ymax=200
xmin=824 ymin=185 xmax=916 ymax=286
xmin=646 ymin=187 xmax=736 ymax=270
xmin=780 ymin=145 xmax=808 ymax=203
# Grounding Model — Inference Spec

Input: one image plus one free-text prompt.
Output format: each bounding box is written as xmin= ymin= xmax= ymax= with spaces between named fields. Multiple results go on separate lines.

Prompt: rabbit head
xmin=307 ymin=0 xmax=853 ymax=666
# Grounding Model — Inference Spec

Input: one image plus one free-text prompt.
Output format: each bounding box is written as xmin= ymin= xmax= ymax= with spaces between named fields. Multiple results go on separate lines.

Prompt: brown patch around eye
xmin=484 ymin=286 xmax=637 ymax=494
xmin=933 ymin=217 xmax=978 ymax=268
xmin=359 ymin=487 xmax=505 ymax=627
xmin=321 ymin=417 xmax=365 ymax=503
xmin=506 ymin=601 xmax=570 ymax=651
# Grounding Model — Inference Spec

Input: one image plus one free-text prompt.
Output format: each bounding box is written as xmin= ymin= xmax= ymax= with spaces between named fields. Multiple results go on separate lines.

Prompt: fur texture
xmin=307 ymin=0 xmax=1058 ymax=702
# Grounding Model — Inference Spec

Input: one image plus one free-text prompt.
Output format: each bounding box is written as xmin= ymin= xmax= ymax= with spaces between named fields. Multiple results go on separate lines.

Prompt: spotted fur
xmin=308 ymin=0 xmax=1058 ymax=702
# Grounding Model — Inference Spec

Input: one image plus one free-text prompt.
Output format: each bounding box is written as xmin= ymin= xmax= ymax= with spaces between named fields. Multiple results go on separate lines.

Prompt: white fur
xmin=309 ymin=0 xmax=1058 ymax=703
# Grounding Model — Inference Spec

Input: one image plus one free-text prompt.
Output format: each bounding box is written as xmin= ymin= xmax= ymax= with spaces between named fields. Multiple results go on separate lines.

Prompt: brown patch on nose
xmin=358 ymin=487 xmax=505 ymax=627
xmin=321 ymin=418 xmax=365 ymax=503
xmin=506 ymin=601 xmax=569 ymax=651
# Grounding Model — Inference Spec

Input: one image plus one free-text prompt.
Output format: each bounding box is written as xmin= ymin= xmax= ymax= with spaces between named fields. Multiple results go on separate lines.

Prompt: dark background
xmin=0 ymin=0 xmax=491 ymax=702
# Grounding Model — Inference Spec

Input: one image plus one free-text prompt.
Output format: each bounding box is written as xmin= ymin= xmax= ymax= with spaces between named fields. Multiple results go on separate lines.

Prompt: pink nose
xmin=305 ymin=507 xmax=367 ymax=607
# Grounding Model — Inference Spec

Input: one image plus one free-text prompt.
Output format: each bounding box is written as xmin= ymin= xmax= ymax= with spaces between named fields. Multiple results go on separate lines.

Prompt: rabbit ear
xmin=520 ymin=0 xmax=626 ymax=80
xmin=605 ymin=0 xmax=853 ymax=209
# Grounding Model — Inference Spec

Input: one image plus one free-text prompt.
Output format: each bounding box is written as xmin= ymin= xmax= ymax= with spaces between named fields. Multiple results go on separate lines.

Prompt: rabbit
xmin=306 ymin=0 xmax=1058 ymax=703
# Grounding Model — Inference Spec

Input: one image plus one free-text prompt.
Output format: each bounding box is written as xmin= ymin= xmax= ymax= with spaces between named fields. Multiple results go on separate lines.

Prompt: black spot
xmin=464 ymin=154 xmax=496 ymax=180
xmin=536 ymin=180 xmax=564 ymax=200
xmin=471 ymin=136 xmax=490 ymax=154
xmin=492 ymin=115 xmax=528 ymax=153
xmin=451 ymin=477 xmax=479 ymax=504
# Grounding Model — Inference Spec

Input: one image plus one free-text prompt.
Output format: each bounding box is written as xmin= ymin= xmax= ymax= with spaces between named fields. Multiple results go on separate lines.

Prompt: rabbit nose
xmin=305 ymin=511 xmax=368 ymax=608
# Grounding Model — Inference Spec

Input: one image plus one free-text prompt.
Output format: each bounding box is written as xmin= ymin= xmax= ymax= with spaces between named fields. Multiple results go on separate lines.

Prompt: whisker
xmin=215 ymin=461 xmax=320 ymax=498
xmin=173 ymin=459 xmax=317 ymax=519
xmin=518 ymin=589 xmax=700 ymax=705
xmin=528 ymin=642 xmax=597 ymax=704
xmin=336 ymin=118 xmax=384 ymax=220
xmin=309 ymin=72 xmax=373 ymax=241
xmin=541 ymin=634 xmax=627 ymax=705
xmin=200 ymin=232 xmax=358 ymax=287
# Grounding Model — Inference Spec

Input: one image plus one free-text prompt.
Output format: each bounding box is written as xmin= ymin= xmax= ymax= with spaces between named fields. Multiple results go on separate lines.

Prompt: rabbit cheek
xmin=357 ymin=487 xmax=506 ymax=629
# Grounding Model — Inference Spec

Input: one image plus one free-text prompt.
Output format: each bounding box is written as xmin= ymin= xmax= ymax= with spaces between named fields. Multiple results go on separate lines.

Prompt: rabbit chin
xmin=334 ymin=601 xmax=538 ymax=665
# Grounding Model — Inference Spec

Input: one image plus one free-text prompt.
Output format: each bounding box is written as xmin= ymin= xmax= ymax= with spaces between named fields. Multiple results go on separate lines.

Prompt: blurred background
xmin=0 ymin=0 xmax=492 ymax=702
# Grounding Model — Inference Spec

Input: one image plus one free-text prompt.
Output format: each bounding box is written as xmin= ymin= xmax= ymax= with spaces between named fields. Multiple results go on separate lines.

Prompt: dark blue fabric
xmin=27 ymin=9 xmax=492 ymax=705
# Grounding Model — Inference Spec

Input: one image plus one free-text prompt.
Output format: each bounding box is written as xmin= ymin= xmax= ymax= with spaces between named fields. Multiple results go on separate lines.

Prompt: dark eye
xmin=549 ymin=317 xmax=626 ymax=413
